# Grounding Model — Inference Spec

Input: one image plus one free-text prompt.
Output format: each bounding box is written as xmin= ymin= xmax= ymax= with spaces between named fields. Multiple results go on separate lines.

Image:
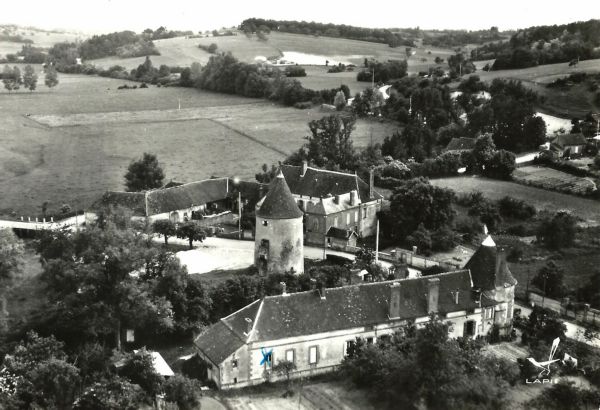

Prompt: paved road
xmin=516 ymin=303 xmax=600 ymax=348
xmin=159 ymin=236 xmax=408 ymax=275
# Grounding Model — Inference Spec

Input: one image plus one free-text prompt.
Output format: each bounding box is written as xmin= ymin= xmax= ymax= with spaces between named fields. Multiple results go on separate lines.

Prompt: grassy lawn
xmin=0 ymin=74 xmax=398 ymax=217
xmin=430 ymin=176 xmax=600 ymax=225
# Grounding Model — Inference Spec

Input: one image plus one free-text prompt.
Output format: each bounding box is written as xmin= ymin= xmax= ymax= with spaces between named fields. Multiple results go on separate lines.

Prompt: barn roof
xmin=552 ymin=133 xmax=587 ymax=148
xmin=146 ymin=178 xmax=229 ymax=215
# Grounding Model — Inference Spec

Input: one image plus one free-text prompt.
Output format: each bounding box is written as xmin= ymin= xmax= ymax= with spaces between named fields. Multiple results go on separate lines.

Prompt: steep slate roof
xmin=256 ymin=172 xmax=303 ymax=219
xmin=552 ymin=133 xmax=587 ymax=148
xmin=195 ymin=270 xmax=482 ymax=362
xmin=326 ymin=226 xmax=357 ymax=240
xmin=92 ymin=191 xmax=147 ymax=216
xmin=464 ymin=235 xmax=517 ymax=291
xmin=445 ymin=137 xmax=476 ymax=152
xmin=146 ymin=178 xmax=229 ymax=215
xmin=194 ymin=300 xmax=261 ymax=365
xmin=280 ymin=165 xmax=382 ymax=202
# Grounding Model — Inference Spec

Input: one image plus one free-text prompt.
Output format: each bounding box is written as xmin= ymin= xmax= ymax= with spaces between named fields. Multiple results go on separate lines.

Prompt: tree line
xmin=1 ymin=64 xmax=58 ymax=92
xmin=471 ymin=19 xmax=600 ymax=68
xmin=239 ymin=18 xmax=415 ymax=48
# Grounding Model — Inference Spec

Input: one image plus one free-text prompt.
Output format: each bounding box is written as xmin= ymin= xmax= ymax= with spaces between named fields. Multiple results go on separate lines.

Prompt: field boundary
xmin=207 ymin=118 xmax=289 ymax=157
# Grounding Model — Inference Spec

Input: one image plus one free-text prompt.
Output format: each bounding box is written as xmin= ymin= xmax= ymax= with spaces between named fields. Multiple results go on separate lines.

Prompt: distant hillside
xmin=471 ymin=19 xmax=600 ymax=69
xmin=421 ymin=27 xmax=505 ymax=48
xmin=240 ymin=18 xmax=417 ymax=47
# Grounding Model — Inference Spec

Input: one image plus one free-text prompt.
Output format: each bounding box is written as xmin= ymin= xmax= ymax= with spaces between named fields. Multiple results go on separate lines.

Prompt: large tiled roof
xmin=464 ymin=235 xmax=517 ymax=291
xmin=444 ymin=137 xmax=476 ymax=152
xmin=256 ymin=172 xmax=303 ymax=219
xmin=146 ymin=178 xmax=229 ymax=215
xmin=195 ymin=270 xmax=481 ymax=361
xmin=281 ymin=165 xmax=382 ymax=202
xmin=552 ymin=133 xmax=587 ymax=148
xmin=92 ymin=191 xmax=147 ymax=216
xmin=194 ymin=300 xmax=261 ymax=364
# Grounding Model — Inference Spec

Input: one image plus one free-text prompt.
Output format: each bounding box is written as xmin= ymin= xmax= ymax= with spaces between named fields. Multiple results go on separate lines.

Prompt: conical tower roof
xmin=256 ymin=171 xmax=304 ymax=219
xmin=465 ymin=235 xmax=517 ymax=291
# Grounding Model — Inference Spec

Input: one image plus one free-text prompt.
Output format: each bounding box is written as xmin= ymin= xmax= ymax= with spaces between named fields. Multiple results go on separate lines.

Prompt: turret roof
xmin=256 ymin=171 xmax=303 ymax=219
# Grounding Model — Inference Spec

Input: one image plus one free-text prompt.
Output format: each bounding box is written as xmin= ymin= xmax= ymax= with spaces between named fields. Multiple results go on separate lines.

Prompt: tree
xmin=520 ymin=306 xmax=567 ymax=346
xmin=333 ymin=90 xmax=346 ymax=110
xmin=2 ymin=65 xmax=19 ymax=92
xmin=207 ymin=43 xmax=218 ymax=53
xmin=532 ymin=261 xmax=566 ymax=298
xmin=176 ymin=221 xmax=206 ymax=249
xmin=273 ymin=360 xmax=296 ymax=392
xmin=74 ymin=376 xmax=146 ymax=409
xmin=299 ymin=114 xmax=357 ymax=170
xmin=44 ymin=65 xmax=59 ymax=89
xmin=38 ymin=220 xmax=174 ymax=350
xmin=255 ymin=163 xmax=278 ymax=183
xmin=537 ymin=211 xmax=577 ymax=249
xmin=124 ymin=152 xmax=165 ymax=192
xmin=1 ymin=332 xmax=81 ymax=409
xmin=22 ymin=65 xmax=37 ymax=91
xmin=406 ymin=223 xmax=432 ymax=254
xmin=119 ymin=349 xmax=164 ymax=397
xmin=0 ymin=229 xmax=24 ymax=330
xmin=163 ymin=375 xmax=200 ymax=410
xmin=152 ymin=219 xmax=176 ymax=245
xmin=386 ymin=178 xmax=455 ymax=241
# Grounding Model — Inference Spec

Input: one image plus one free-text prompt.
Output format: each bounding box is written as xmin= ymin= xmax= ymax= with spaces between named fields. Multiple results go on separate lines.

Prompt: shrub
xmin=293 ymin=101 xmax=313 ymax=109
xmin=181 ymin=354 xmax=208 ymax=381
xmin=163 ymin=375 xmax=200 ymax=410
xmin=284 ymin=66 xmax=307 ymax=77
xmin=498 ymin=196 xmax=536 ymax=219
xmin=537 ymin=211 xmax=577 ymax=249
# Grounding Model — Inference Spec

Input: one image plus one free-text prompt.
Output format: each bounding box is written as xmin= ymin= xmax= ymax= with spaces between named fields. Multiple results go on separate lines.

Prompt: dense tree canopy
xmin=124 ymin=152 xmax=165 ymax=192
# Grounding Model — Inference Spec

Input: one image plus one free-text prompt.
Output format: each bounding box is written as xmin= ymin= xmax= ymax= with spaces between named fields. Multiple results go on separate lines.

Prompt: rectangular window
xmin=363 ymin=208 xmax=367 ymax=219
xmin=366 ymin=337 xmax=374 ymax=345
xmin=309 ymin=346 xmax=318 ymax=364
xmin=262 ymin=220 xmax=268 ymax=226
xmin=232 ymin=359 xmax=238 ymax=368
xmin=354 ymin=211 xmax=358 ymax=222
xmin=334 ymin=217 xmax=338 ymax=227
xmin=346 ymin=213 xmax=350 ymax=225
xmin=285 ymin=349 xmax=295 ymax=363
xmin=344 ymin=340 xmax=355 ymax=357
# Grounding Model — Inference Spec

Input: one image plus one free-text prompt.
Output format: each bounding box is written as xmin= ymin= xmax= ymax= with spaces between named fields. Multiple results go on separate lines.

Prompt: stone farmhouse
xmin=280 ymin=162 xmax=384 ymax=247
xmin=93 ymin=178 xmax=264 ymax=224
xmin=194 ymin=234 xmax=517 ymax=389
xmin=549 ymin=133 xmax=588 ymax=158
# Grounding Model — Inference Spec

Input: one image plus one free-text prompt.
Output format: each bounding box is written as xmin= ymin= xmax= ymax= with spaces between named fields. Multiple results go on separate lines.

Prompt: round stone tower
xmin=254 ymin=171 xmax=304 ymax=276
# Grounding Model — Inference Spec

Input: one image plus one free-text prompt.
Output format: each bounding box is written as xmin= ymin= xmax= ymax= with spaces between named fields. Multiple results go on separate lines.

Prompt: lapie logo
xmin=525 ymin=337 xmax=579 ymax=384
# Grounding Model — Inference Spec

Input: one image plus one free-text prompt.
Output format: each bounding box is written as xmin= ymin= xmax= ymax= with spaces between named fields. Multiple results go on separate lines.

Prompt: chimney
xmin=301 ymin=160 xmax=308 ymax=177
xmin=244 ymin=317 xmax=253 ymax=335
xmin=389 ymin=282 xmax=401 ymax=319
xmin=280 ymin=281 xmax=287 ymax=296
xmin=350 ymin=190 xmax=359 ymax=206
xmin=369 ymin=168 xmax=374 ymax=199
xmin=427 ymin=278 xmax=440 ymax=314
xmin=334 ymin=194 xmax=341 ymax=204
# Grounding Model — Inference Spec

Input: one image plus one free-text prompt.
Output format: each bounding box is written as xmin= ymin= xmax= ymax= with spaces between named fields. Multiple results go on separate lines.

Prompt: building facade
xmin=280 ymin=163 xmax=383 ymax=246
xmin=195 ymin=235 xmax=517 ymax=389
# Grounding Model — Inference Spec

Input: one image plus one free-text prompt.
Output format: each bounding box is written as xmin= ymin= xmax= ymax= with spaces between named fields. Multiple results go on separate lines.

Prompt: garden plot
xmin=512 ymin=166 xmax=597 ymax=196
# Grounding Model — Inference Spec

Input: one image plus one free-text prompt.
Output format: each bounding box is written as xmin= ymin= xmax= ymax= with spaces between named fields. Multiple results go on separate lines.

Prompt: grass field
xmin=475 ymin=58 xmax=600 ymax=118
xmin=512 ymin=166 xmax=597 ymax=196
xmin=0 ymin=74 xmax=397 ymax=217
xmin=0 ymin=27 xmax=84 ymax=58
xmin=430 ymin=176 xmax=600 ymax=225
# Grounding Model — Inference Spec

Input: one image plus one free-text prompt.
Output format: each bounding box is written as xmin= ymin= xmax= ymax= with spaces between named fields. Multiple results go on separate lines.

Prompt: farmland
xmin=0 ymin=74 xmax=397 ymax=217
xmin=430 ymin=176 xmax=600 ymax=225
xmin=512 ymin=165 xmax=597 ymax=196
xmin=475 ymin=58 xmax=600 ymax=118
